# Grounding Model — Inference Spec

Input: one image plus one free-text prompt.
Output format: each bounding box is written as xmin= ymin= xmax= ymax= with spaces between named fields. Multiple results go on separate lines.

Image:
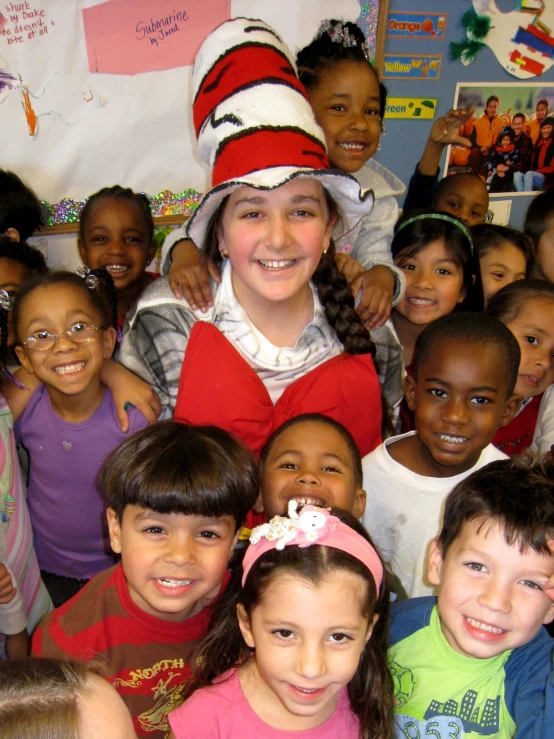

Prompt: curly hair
xmin=79 ymin=185 xmax=154 ymax=242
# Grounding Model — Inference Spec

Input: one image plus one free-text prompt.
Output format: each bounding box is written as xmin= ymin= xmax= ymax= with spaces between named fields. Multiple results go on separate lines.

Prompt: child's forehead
xmin=267 ymin=421 xmax=353 ymax=460
xmin=417 ymin=339 xmax=506 ymax=387
xmin=123 ymin=505 xmax=234 ymax=526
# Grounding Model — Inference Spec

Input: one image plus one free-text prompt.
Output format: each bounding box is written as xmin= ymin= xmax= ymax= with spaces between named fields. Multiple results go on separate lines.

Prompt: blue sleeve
xmin=402 ymin=165 xmax=439 ymax=214
xmin=389 ymin=597 xmax=435 ymax=646
xmin=504 ymin=627 xmax=554 ymax=738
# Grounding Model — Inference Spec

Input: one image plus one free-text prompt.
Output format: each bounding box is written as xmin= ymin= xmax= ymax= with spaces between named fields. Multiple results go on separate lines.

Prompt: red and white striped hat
xmin=186 ymin=17 xmax=374 ymax=247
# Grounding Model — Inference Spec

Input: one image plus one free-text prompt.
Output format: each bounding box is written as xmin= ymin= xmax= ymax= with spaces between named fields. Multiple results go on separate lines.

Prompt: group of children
xmin=0 ymin=14 xmax=554 ymax=739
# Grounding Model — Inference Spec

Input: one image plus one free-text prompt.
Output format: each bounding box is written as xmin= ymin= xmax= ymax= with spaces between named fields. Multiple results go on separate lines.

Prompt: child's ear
xmin=542 ymin=601 xmax=554 ymax=626
xmin=236 ymin=604 xmax=255 ymax=648
xmin=364 ymin=612 xmax=380 ymax=644
xmin=497 ymin=393 xmax=521 ymax=429
xmin=77 ymin=238 xmax=88 ymax=265
xmin=352 ymin=488 xmax=367 ymax=519
xmin=147 ymin=239 xmax=157 ymax=265
xmin=457 ymin=283 xmax=468 ymax=304
xmin=106 ymin=508 xmax=122 ymax=554
xmin=404 ymin=374 xmax=417 ymax=412
xmin=14 ymin=346 xmax=34 ymax=375
xmin=4 ymin=227 xmax=20 ymax=242
xmin=427 ymin=537 xmax=444 ymax=586
xmin=253 ymin=491 xmax=265 ymax=514
xmin=102 ymin=327 xmax=117 ymax=360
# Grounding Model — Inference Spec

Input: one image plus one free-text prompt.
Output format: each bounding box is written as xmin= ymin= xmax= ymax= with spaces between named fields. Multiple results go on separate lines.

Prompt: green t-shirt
xmin=389 ymin=606 xmax=516 ymax=738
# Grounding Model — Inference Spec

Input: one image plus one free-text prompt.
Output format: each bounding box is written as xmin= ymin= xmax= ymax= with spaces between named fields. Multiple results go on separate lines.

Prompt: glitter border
xmin=42 ymin=189 xmax=203 ymax=226
xmin=356 ymin=0 xmax=382 ymax=63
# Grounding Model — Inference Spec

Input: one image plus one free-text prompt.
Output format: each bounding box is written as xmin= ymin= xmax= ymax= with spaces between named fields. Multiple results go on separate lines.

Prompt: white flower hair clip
xmin=249 ymin=500 xmax=339 ymax=551
xmin=318 ymin=20 xmax=370 ymax=58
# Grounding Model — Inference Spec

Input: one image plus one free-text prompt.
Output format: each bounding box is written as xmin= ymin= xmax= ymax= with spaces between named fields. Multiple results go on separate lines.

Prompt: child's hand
xmin=350 ymin=265 xmax=395 ymax=329
xmin=101 ymin=360 xmax=161 ymax=431
xmin=169 ymin=239 xmax=220 ymax=310
xmin=428 ymin=106 xmax=475 ymax=148
xmin=0 ymin=563 xmax=16 ymax=604
xmin=5 ymin=628 xmax=30 ymax=660
xmin=335 ymin=252 xmax=364 ymax=283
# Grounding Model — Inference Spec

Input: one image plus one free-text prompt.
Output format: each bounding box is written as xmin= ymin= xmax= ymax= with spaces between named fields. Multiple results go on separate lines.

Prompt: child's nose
xmin=348 ymin=110 xmax=368 ymax=132
xmin=264 ymin=216 xmax=292 ymax=252
xmin=412 ymin=269 xmax=434 ymax=290
xmin=477 ymin=579 xmax=512 ymax=614
xmin=296 ymin=468 xmax=321 ymax=486
xmin=295 ymin=641 xmax=327 ymax=679
xmin=442 ymin=397 xmax=469 ymax=425
xmin=163 ymin=538 xmax=196 ymax=566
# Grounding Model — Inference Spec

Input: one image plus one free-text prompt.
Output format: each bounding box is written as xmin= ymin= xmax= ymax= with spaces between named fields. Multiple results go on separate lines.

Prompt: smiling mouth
xmin=407 ymin=297 xmax=436 ymax=306
xmin=156 ymin=578 xmax=193 ymax=587
xmin=289 ymin=495 xmax=326 ymax=507
xmin=521 ymin=374 xmax=541 ymax=387
xmin=105 ymin=264 xmax=131 ymax=275
xmin=54 ymin=361 xmax=86 ymax=375
xmin=466 ymin=617 xmax=505 ymax=635
xmin=257 ymin=259 xmax=296 ymax=270
xmin=438 ymin=433 xmax=469 ymax=445
xmin=338 ymin=142 xmax=367 ymax=151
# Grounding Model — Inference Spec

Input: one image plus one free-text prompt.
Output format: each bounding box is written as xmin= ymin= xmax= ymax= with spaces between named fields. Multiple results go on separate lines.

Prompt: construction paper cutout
xmin=384 ymin=97 xmax=437 ymax=120
xmin=82 ymin=0 xmax=230 ymax=75
xmin=382 ymin=54 xmax=442 ymax=80
xmin=452 ymin=1 xmax=554 ymax=79
xmin=386 ymin=12 xmax=447 ymax=40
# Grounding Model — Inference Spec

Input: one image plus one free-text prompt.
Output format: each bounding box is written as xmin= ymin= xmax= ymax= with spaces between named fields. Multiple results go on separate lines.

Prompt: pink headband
xmin=242 ymin=503 xmax=384 ymax=590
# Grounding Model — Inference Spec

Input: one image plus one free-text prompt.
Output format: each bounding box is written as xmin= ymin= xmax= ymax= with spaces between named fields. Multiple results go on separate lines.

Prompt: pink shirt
xmin=169 ymin=668 xmax=359 ymax=738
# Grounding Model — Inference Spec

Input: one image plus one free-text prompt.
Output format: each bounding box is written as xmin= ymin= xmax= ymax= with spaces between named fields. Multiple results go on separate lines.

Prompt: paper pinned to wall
xmin=82 ymin=0 xmax=231 ymax=75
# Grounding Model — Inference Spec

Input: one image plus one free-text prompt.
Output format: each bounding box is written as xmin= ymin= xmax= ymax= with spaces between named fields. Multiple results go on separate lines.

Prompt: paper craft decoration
xmin=451 ymin=1 xmax=554 ymax=79
xmin=382 ymin=54 xmax=441 ymax=80
xmin=82 ymin=0 xmax=230 ymax=75
xmin=384 ymin=97 xmax=437 ymax=120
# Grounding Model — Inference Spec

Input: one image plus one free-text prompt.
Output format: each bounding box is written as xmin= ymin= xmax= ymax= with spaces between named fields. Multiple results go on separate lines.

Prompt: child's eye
xmin=70 ymin=322 xmax=89 ymax=334
xmin=525 ymin=335 xmax=539 ymax=346
xmin=32 ymin=330 xmax=52 ymax=340
xmin=466 ymin=562 xmax=486 ymax=572
xmin=242 ymin=211 xmax=262 ymax=220
xmin=197 ymin=530 xmax=220 ymax=539
xmin=322 ymin=466 xmax=341 ymax=473
xmin=429 ymin=389 xmax=447 ymax=398
xmin=91 ymin=236 xmax=107 ymax=243
xmin=329 ymin=632 xmax=352 ymax=643
xmin=520 ymin=579 xmax=542 ymax=591
xmin=126 ymin=236 xmax=144 ymax=243
xmin=470 ymin=396 xmax=491 ymax=405
xmin=273 ymin=629 xmax=295 ymax=640
xmin=471 ymin=210 xmax=482 ymax=218
xmin=278 ymin=462 xmax=298 ymax=470
xmin=292 ymin=209 xmax=313 ymax=218
xmin=492 ymin=272 xmax=504 ymax=280
xmin=401 ymin=263 xmax=416 ymax=271
xmin=436 ymin=268 xmax=452 ymax=275
xmin=330 ymin=104 xmax=346 ymax=112
xmin=448 ymin=201 xmax=459 ymax=209
xmin=365 ymin=108 xmax=379 ymax=116
xmin=144 ymin=526 xmax=165 ymax=535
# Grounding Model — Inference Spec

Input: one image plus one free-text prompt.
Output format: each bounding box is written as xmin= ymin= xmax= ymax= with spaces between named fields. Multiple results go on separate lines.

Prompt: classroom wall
xmin=375 ymin=0 xmax=554 ymax=229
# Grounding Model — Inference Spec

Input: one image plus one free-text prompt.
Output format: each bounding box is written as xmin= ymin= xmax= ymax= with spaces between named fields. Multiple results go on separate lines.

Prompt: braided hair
xmin=79 ymin=185 xmax=154 ymax=242
xmin=296 ymin=20 xmax=387 ymax=124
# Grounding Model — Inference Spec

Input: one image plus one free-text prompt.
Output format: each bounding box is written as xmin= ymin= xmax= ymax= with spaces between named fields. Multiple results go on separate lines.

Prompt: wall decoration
xmin=385 ymin=11 xmax=447 ymax=40
xmin=384 ymin=96 xmax=437 ymax=120
xmin=450 ymin=1 xmax=554 ymax=79
xmin=382 ymin=53 xmax=441 ymax=80
xmin=486 ymin=199 xmax=512 ymax=225
xmin=445 ymin=82 xmax=554 ymax=196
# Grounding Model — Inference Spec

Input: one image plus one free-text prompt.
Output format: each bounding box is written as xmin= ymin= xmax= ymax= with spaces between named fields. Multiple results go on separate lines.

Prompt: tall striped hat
xmin=186 ymin=17 xmax=374 ymax=247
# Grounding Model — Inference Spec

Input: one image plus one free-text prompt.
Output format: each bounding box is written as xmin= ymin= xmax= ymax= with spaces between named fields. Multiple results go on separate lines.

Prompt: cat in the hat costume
xmin=118 ymin=18 xmax=384 ymax=459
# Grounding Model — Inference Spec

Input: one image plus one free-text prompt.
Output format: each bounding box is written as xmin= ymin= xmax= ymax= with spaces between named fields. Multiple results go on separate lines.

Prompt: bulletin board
xmin=0 ymin=0 xmax=389 ymax=235
xmin=376 ymin=0 xmax=554 ymax=230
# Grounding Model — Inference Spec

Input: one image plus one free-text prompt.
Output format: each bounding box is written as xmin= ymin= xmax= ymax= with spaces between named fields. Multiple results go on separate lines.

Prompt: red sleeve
xmin=31 ymin=611 xmax=85 ymax=661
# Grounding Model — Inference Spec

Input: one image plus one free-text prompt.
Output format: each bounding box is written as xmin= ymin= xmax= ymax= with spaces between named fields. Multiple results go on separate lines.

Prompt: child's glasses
xmin=21 ymin=323 xmax=104 ymax=352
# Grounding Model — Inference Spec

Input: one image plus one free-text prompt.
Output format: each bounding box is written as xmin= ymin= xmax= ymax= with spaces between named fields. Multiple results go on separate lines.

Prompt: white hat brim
xmin=187 ymin=167 xmax=374 ymax=247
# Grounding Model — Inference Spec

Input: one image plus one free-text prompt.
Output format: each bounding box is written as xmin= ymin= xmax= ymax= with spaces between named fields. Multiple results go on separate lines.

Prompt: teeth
xmin=439 ymin=434 xmax=467 ymax=444
xmin=156 ymin=578 xmax=193 ymax=587
xmin=292 ymin=496 xmax=324 ymax=507
xmin=467 ymin=617 xmax=504 ymax=634
xmin=408 ymin=298 xmax=435 ymax=305
xmin=54 ymin=362 xmax=85 ymax=375
xmin=339 ymin=142 xmax=365 ymax=150
xmin=106 ymin=264 xmax=129 ymax=273
xmin=294 ymin=686 xmax=320 ymax=693
xmin=258 ymin=260 xmax=295 ymax=270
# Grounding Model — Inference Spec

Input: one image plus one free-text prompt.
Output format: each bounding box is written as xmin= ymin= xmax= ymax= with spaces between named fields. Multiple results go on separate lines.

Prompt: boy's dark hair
xmin=103 ymin=422 xmax=260 ymax=528
xmin=296 ymin=20 xmax=386 ymax=122
xmin=392 ymin=210 xmax=485 ymax=313
xmin=432 ymin=172 xmax=489 ymax=212
xmin=486 ymin=278 xmax=554 ymax=325
xmin=413 ymin=312 xmax=521 ymax=396
xmin=13 ymin=270 xmax=118 ymax=346
xmin=79 ymin=185 xmax=154 ymax=242
xmin=261 ymin=413 xmax=363 ymax=488
xmin=184 ymin=507 xmax=395 ymax=739
xmin=524 ymin=189 xmax=554 ymax=249
xmin=471 ymin=223 xmax=533 ymax=270
xmin=0 ymin=170 xmax=43 ymax=241
xmin=438 ymin=457 xmax=554 ymax=557
xmin=512 ymin=112 xmax=525 ymax=123
xmin=0 ymin=236 xmax=48 ymax=277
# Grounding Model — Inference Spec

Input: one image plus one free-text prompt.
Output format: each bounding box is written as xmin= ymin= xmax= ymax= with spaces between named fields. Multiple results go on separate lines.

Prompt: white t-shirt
xmin=361 ymin=432 xmax=507 ymax=598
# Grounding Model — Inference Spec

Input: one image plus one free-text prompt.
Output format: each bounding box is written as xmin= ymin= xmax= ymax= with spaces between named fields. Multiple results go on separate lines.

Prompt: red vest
xmin=492 ymin=394 xmax=542 ymax=457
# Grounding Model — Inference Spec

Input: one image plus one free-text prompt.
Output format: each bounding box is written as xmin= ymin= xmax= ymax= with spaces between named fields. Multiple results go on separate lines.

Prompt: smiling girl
xmin=487 ymin=279 xmax=554 ymax=455
xmin=168 ymin=505 xmax=394 ymax=739
xmin=13 ymin=271 xmax=148 ymax=606
xmin=119 ymin=18 xmax=384 ymax=459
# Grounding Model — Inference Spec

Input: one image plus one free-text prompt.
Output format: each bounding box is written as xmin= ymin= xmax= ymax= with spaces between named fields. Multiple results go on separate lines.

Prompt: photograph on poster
xmin=445 ymin=82 xmax=554 ymax=197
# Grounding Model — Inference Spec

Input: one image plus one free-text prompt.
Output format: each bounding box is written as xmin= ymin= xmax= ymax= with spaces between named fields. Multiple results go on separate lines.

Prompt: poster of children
xmin=446 ymin=83 xmax=554 ymax=196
